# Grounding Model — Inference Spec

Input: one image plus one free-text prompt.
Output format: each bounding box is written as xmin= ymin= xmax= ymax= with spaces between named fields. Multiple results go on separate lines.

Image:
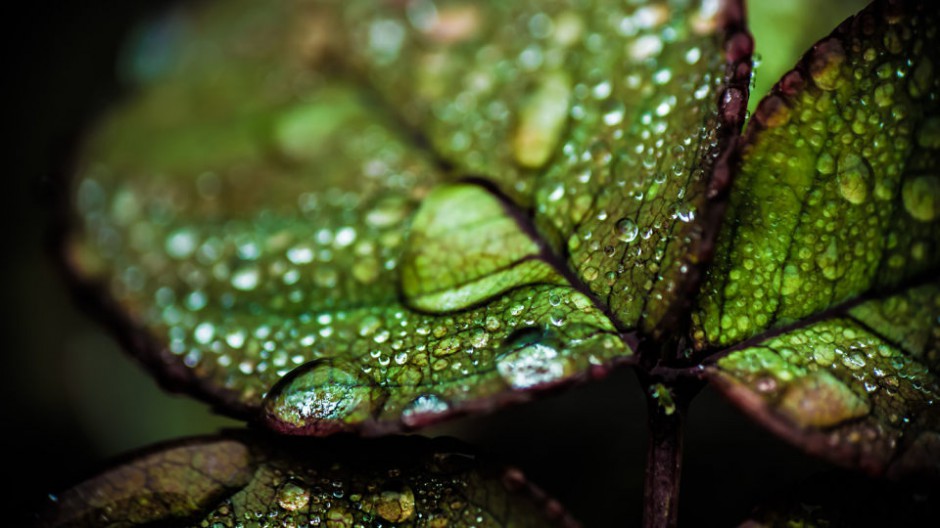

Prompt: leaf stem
xmin=643 ymin=383 xmax=685 ymax=528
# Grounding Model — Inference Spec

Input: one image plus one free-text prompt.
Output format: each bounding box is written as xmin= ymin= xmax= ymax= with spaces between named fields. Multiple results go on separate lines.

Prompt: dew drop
xmin=263 ymin=360 xmax=380 ymax=433
xmin=496 ymin=329 xmax=569 ymax=389
xmin=371 ymin=482 xmax=416 ymax=523
xmin=836 ymin=152 xmax=871 ymax=204
xmin=614 ymin=218 xmax=639 ymax=243
xmin=815 ymin=152 xmax=835 ymax=175
xmin=808 ymin=38 xmax=845 ymax=91
xmin=165 ymin=228 xmax=197 ymax=259
xmin=602 ymin=100 xmax=626 ymax=126
xmin=901 ymin=176 xmax=939 ymax=221
xmin=401 ymin=394 xmax=450 ymax=428
xmin=277 ymin=479 xmax=310 ymax=511
xmin=231 ymin=267 xmax=260 ymax=291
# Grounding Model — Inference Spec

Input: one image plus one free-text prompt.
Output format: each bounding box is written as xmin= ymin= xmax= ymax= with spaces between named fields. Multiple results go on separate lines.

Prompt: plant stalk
xmin=643 ymin=387 xmax=684 ymax=528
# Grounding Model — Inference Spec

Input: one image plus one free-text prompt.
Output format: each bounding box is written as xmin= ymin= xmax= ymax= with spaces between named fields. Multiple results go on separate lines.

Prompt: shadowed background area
xmin=5 ymin=0 xmax=870 ymax=525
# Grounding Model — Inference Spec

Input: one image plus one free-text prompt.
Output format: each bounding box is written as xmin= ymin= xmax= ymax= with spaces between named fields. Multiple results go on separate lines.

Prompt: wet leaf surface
xmin=65 ymin=0 xmax=746 ymax=433
xmin=37 ymin=432 xmax=576 ymax=528
xmin=338 ymin=0 xmax=750 ymax=335
xmin=695 ymin=0 xmax=939 ymax=349
xmin=700 ymin=0 xmax=940 ymax=475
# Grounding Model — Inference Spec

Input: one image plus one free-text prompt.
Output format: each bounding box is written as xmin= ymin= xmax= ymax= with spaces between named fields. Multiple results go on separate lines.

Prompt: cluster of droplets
xmin=515 ymin=1 xmax=728 ymax=330
xmin=262 ymin=285 xmax=625 ymax=432
xmin=198 ymin=452 xmax=549 ymax=528
xmin=697 ymin=6 xmax=939 ymax=347
xmin=720 ymin=315 xmax=937 ymax=435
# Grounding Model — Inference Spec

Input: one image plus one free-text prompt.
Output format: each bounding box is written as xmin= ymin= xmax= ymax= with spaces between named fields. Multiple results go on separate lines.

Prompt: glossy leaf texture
xmin=63 ymin=0 xmax=748 ymax=434
xmin=36 ymin=433 xmax=577 ymax=528
xmin=696 ymin=0 xmax=940 ymax=475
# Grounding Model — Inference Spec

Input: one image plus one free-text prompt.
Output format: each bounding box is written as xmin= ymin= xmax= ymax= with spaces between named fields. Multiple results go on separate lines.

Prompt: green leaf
xmin=338 ymin=0 xmax=751 ymax=335
xmin=694 ymin=0 xmax=940 ymax=349
xmin=711 ymin=279 xmax=939 ymax=475
xmin=37 ymin=433 xmax=577 ymax=527
xmin=699 ymin=0 xmax=940 ymax=475
xmin=66 ymin=0 xmax=747 ymax=434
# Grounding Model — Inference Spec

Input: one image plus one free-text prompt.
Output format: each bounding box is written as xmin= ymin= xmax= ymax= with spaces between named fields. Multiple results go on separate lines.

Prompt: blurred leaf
xmin=65 ymin=0 xmax=747 ymax=434
xmin=37 ymin=433 xmax=578 ymax=528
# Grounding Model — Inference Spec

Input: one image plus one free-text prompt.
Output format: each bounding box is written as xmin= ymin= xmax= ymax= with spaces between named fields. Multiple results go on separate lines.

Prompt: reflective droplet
xmin=513 ymin=72 xmax=571 ymax=169
xmin=165 ymin=228 xmax=197 ymax=259
xmin=602 ymin=100 xmax=626 ymax=126
xmin=401 ymin=394 xmax=450 ymax=428
xmin=496 ymin=329 xmax=569 ymax=389
xmin=231 ymin=267 xmax=260 ymax=291
xmin=372 ymin=482 xmax=416 ymax=523
xmin=815 ymin=152 xmax=835 ymax=175
xmin=836 ymin=152 xmax=871 ymax=204
xmin=808 ymin=38 xmax=845 ymax=91
xmin=901 ymin=176 xmax=938 ymax=221
xmin=263 ymin=360 xmax=380 ymax=434
xmin=277 ymin=479 xmax=310 ymax=511
xmin=614 ymin=218 xmax=639 ymax=243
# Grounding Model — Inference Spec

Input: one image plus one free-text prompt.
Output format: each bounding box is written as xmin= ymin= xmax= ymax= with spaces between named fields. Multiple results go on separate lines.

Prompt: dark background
xmin=5 ymin=1 xmax=878 ymax=526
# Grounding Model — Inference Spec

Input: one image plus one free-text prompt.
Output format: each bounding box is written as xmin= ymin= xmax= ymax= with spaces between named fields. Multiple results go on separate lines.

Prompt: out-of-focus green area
xmin=749 ymin=0 xmax=869 ymax=113
xmin=5 ymin=0 xmax=870 ymax=524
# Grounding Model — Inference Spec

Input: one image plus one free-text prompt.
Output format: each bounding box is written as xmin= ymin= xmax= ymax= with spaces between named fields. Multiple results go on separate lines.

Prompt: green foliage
xmin=47 ymin=0 xmax=938 ymax=525
xmin=39 ymin=434 xmax=571 ymax=527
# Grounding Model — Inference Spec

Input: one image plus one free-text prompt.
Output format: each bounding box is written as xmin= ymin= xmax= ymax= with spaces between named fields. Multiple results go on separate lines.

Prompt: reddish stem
xmin=643 ymin=388 xmax=684 ymax=528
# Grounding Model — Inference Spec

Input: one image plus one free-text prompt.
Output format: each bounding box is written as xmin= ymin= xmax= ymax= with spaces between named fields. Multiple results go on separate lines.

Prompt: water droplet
xmin=371 ymin=482 xmax=416 ymax=523
xmin=401 ymin=394 xmax=450 ymax=427
xmin=263 ymin=360 xmax=381 ymax=433
xmin=165 ymin=228 xmax=197 ymax=259
xmin=277 ymin=479 xmax=310 ymax=511
xmin=602 ymin=100 xmax=626 ymax=126
xmin=583 ymin=266 xmax=599 ymax=281
xmin=901 ymin=175 xmax=939 ymax=221
xmin=842 ymin=353 xmax=867 ymax=370
xmin=366 ymin=196 xmax=410 ymax=228
xmin=496 ymin=329 xmax=569 ymax=389
xmin=815 ymin=152 xmax=835 ymax=175
xmin=231 ymin=267 xmax=260 ymax=291
xmin=836 ymin=152 xmax=871 ymax=204
xmin=808 ymin=37 xmax=845 ymax=91
xmin=225 ymin=330 xmax=246 ymax=349
xmin=614 ymin=218 xmax=639 ymax=243
xmin=194 ymin=322 xmax=215 ymax=344
xmin=513 ymin=72 xmax=571 ymax=169
xmin=287 ymin=244 xmax=314 ymax=264
xmin=815 ymin=238 xmax=844 ymax=280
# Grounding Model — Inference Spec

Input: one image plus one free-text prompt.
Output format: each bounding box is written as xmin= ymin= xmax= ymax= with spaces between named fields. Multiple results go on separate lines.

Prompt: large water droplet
xmin=513 ymin=72 xmax=571 ymax=169
xmin=496 ymin=329 xmax=569 ymax=389
xmin=836 ymin=152 xmax=871 ymax=204
xmin=901 ymin=175 xmax=938 ymax=221
xmin=808 ymin=38 xmax=845 ymax=91
xmin=614 ymin=218 xmax=639 ymax=243
xmin=602 ymin=100 xmax=626 ymax=126
xmin=231 ymin=266 xmax=260 ymax=291
xmin=370 ymin=482 xmax=416 ymax=523
xmin=263 ymin=360 xmax=381 ymax=434
xmin=277 ymin=479 xmax=310 ymax=511
xmin=401 ymin=394 xmax=450 ymax=428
